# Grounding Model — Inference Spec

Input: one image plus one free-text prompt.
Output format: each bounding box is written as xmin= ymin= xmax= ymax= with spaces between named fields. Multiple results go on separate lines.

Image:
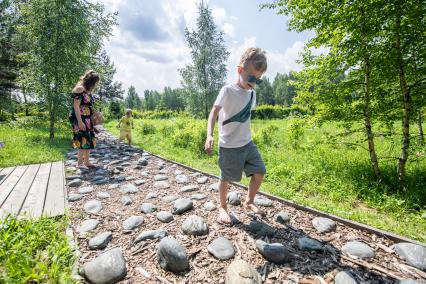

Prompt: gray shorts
xmin=218 ymin=141 xmax=266 ymax=182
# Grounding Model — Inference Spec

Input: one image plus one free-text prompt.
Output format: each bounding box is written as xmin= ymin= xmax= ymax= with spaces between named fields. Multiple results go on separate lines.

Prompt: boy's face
xmin=238 ymin=64 xmax=264 ymax=89
xmin=126 ymin=112 xmax=132 ymax=117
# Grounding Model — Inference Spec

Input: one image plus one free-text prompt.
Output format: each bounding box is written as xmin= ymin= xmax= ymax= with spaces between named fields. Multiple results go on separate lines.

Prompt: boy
xmin=205 ymin=47 xmax=267 ymax=225
xmin=117 ymin=109 xmax=134 ymax=149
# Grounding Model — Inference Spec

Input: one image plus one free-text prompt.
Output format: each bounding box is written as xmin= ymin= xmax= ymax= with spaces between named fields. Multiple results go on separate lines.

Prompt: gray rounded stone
xmin=68 ymin=193 xmax=83 ymax=202
xmin=256 ymin=239 xmax=290 ymax=264
xmin=312 ymin=217 xmax=336 ymax=233
xmin=208 ymin=183 xmax=219 ymax=191
xmin=81 ymin=247 xmax=127 ymax=284
xmin=157 ymin=237 xmax=189 ymax=273
xmin=171 ymin=198 xmax=193 ymax=214
xmin=68 ymin=179 xmax=82 ymax=187
xmin=203 ymin=201 xmax=217 ymax=211
xmin=191 ymin=193 xmax=207 ymax=200
xmin=115 ymin=176 xmax=126 ymax=182
xmin=197 ymin=176 xmax=208 ymax=184
xmin=92 ymin=177 xmax=110 ymax=185
xmin=225 ymin=259 xmax=261 ymax=284
xmin=107 ymin=184 xmax=119 ymax=190
xmin=137 ymin=158 xmax=148 ymax=166
xmin=275 ymin=212 xmax=290 ymax=224
xmin=84 ymin=200 xmax=103 ymax=214
xmin=180 ymin=185 xmax=199 ymax=193
xmin=119 ymin=184 xmax=139 ymax=194
xmin=134 ymin=229 xmax=168 ymax=243
xmin=227 ymin=192 xmax=241 ymax=205
xmin=181 ymin=215 xmax=209 ymax=236
xmin=145 ymin=192 xmax=158 ymax=199
xmin=88 ymin=231 xmax=113 ymax=250
xmin=297 ymin=237 xmax=324 ymax=251
xmin=174 ymin=170 xmax=183 ymax=175
xmin=207 ymin=237 xmax=235 ymax=260
xmin=66 ymin=175 xmax=82 ymax=181
xmin=154 ymin=181 xmax=170 ymax=189
xmin=395 ymin=242 xmax=426 ymax=271
xmin=140 ymin=203 xmax=158 ymax=214
xmin=123 ymin=216 xmax=144 ymax=231
xmin=79 ymin=186 xmax=94 ymax=194
xmin=134 ymin=179 xmax=146 ymax=186
xmin=96 ymin=192 xmax=110 ymax=199
xmin=176 ymin=175 xmax=188 ymax=184
xmin=254 ymin=197 xmax=273 ymax=207
xmin=248 ymin=220 xmax=275 ymax=237
xmin=398 ymin=280 xmax=426 ymax=284
xmin=157 ymin=211 xmax=174 ymax=223
xmin=121 ymin=196 xmax=132 ymax=206
xmin=154 ymin=175 xmax=168 ymax=181
xmin=342 ymin=241 xmax=375 ymax=259
xmin=335 ymin=271 xmax=358 ymax=284
xmin=77 ymin=219 xmax=99 ymax=234
xmin=161 ymin=195 xmax=178 ymax=203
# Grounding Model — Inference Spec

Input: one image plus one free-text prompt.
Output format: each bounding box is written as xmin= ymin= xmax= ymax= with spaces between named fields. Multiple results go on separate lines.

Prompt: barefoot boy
xmin=205 ymin=47 xmax=267 ymax=225
xmin=117 ymin=109 xmax=134 ymax=149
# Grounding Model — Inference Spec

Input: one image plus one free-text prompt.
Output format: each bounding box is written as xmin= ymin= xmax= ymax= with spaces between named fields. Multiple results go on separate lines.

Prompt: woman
xmin=69 ymin=70 xmax=100 ymax=169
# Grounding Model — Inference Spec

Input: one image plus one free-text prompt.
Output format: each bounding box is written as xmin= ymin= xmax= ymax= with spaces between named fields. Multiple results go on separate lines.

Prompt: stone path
xmin=66 ymin=128 xmax=426 ymax=284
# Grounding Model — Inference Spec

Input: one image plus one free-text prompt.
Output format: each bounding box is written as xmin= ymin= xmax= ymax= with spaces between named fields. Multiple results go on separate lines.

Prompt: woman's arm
xmin=73 ymin=98 xmax=85 ymax=130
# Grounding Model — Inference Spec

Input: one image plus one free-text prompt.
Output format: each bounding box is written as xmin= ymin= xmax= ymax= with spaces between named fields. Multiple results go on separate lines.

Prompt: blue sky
xmin=100 ymin=0 xmax=316 ymax=94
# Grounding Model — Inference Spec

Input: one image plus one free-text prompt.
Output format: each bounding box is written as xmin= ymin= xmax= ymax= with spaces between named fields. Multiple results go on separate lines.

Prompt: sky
xmin=100 ymin=0 xmax=316 ymax=95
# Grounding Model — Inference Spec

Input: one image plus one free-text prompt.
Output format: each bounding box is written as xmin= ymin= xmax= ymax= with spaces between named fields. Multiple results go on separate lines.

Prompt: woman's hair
xmin=73 ymin=70 xmax=100 ymax=93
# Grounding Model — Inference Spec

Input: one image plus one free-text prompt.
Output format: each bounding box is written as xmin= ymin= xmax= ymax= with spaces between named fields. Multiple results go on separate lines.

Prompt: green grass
xmin=106 ymin=117 xmax=426 ymax=242
xmin=0 ymin=216 xmax=76 ymax=283
xmin=0 ymin=117 xmax=70 ymax=168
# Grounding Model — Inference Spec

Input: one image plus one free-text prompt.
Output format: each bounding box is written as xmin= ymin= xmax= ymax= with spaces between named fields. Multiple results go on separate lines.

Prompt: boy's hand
xmin=204 ymin=136 xmax=214 ymax=155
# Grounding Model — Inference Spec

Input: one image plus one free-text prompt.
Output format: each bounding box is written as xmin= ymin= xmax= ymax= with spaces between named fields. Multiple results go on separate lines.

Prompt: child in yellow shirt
xmin=117 ymin=109 xmax=134 ymax=149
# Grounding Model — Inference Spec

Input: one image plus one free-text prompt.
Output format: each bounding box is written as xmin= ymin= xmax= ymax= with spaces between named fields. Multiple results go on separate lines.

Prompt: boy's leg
xmin=77 ymin=150 xmax=84 ymax=166
xmin=217 ymin=146 xmax=244 ymax=224
xmin=127 ymin=132 xmax=132 ymax=145
xmin=243 ymin=142 xmax=266 ymax=214
xmin=243 ymin=173 xmax=264 ymax=214
xmin=218 ymin=180 xmax=231 ymax=224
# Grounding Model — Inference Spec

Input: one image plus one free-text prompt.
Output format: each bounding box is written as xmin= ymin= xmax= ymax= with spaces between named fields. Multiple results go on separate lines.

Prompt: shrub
xmin=141 ymin=122 xmax=156 ymax=134
xmin=252 ymin=104 xmax=307 ymax=119
xmin=171 ymin=120 xmax=206 ymax=154
xmin=253 ymin=124 xmax=279 ymax=146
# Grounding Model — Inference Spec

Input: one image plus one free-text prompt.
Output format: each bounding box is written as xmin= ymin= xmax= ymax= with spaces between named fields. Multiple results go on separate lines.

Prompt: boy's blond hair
xmin=239 ymin=47 xmax=267 ymax=72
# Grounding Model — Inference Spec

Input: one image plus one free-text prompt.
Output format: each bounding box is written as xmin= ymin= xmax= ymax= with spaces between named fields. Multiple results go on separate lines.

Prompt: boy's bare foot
xmin=243 ymin=201 xmax=265 ymax=216
xmin=78 ymin=164 xmax=88 ymax=170
xmin=85 ymin=163 xmax=97 ymax=168
xmin=217 ymin=207 xmax=232 ymax=225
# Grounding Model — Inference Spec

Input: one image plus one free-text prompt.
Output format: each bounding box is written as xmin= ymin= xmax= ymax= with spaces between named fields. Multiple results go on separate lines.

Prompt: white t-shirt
xmin=214 ymin=83 xmax=256 ymax=148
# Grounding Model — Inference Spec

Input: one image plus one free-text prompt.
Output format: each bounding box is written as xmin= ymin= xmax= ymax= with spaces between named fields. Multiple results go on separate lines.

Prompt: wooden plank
xmin=0 ymin=165 xmax=28 ymax=207
xmin=0 ymin=164 xmax=39 ymax=217
xmin=43 ymin=161 xmax=65 ymax=217
xmin=20 ymin=163 xmax=51 ymax=218
xmin=0 ymin=166 xmax=16 ymax=186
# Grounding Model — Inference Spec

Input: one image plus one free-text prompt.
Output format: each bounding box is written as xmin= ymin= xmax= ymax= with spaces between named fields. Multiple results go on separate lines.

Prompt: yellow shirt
xmin=119 ymin=116 xmax=133 ymax=131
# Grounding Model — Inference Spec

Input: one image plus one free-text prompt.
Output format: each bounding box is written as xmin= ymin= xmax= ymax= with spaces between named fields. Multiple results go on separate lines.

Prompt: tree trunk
xmin=49 ymin=100 xmax=55 ymax=140
xmin=23 ymin=88 xmax=29 ymax=116
xmin=395 ymin=0 xmax=410 ymax=188
xmin=360 ymin=7 xmax=381 ymax=181
xmin=418 ymin=109 xmax=424 ymax=142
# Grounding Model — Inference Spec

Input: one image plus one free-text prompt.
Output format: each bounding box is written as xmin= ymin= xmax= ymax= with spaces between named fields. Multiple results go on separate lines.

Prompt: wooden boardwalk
xmin=0 ymin=161 xmax=67 ymax=220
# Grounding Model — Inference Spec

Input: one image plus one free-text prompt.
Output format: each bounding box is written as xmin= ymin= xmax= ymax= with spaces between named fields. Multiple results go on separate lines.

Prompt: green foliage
xmin=141 ymin=122 xmax=156 ymax=135
xmin=124 ymin=85 xmax=141 ymax=110
xmin=0 ymin=216 xmax=75 ymax=282
xmin=252 ymin=104 xmax=307 ymax=119
xmin=253 ymin=124 xmax=279 ymax=146
xmin=0 ymin=118 xmax=69 ymax=167
xmin=0 ymin=111 xmax=12 ymax=122
xmin=132 ymin=110 xmax=192 ymax=120
xmin=288 ymin=119 xmax=305 ymax=149
xmin=179 ymin=1 xmax=229 ymax=119
xmin=171 ymin=120 xmax=207 ymax=154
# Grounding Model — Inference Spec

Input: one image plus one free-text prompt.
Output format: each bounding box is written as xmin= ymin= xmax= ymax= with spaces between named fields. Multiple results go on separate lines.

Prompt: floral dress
xmin=69 ymin=91 xmax=96 ymax=149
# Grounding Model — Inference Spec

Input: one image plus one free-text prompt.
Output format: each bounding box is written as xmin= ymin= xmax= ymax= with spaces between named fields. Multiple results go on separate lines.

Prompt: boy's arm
xmin=117 ymin=117 xmax=122 ymax=128
xmin=131 ymin=118 xmax=134 ymax=129
xmin=205 ymin=105 xmax=221 ymax=155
